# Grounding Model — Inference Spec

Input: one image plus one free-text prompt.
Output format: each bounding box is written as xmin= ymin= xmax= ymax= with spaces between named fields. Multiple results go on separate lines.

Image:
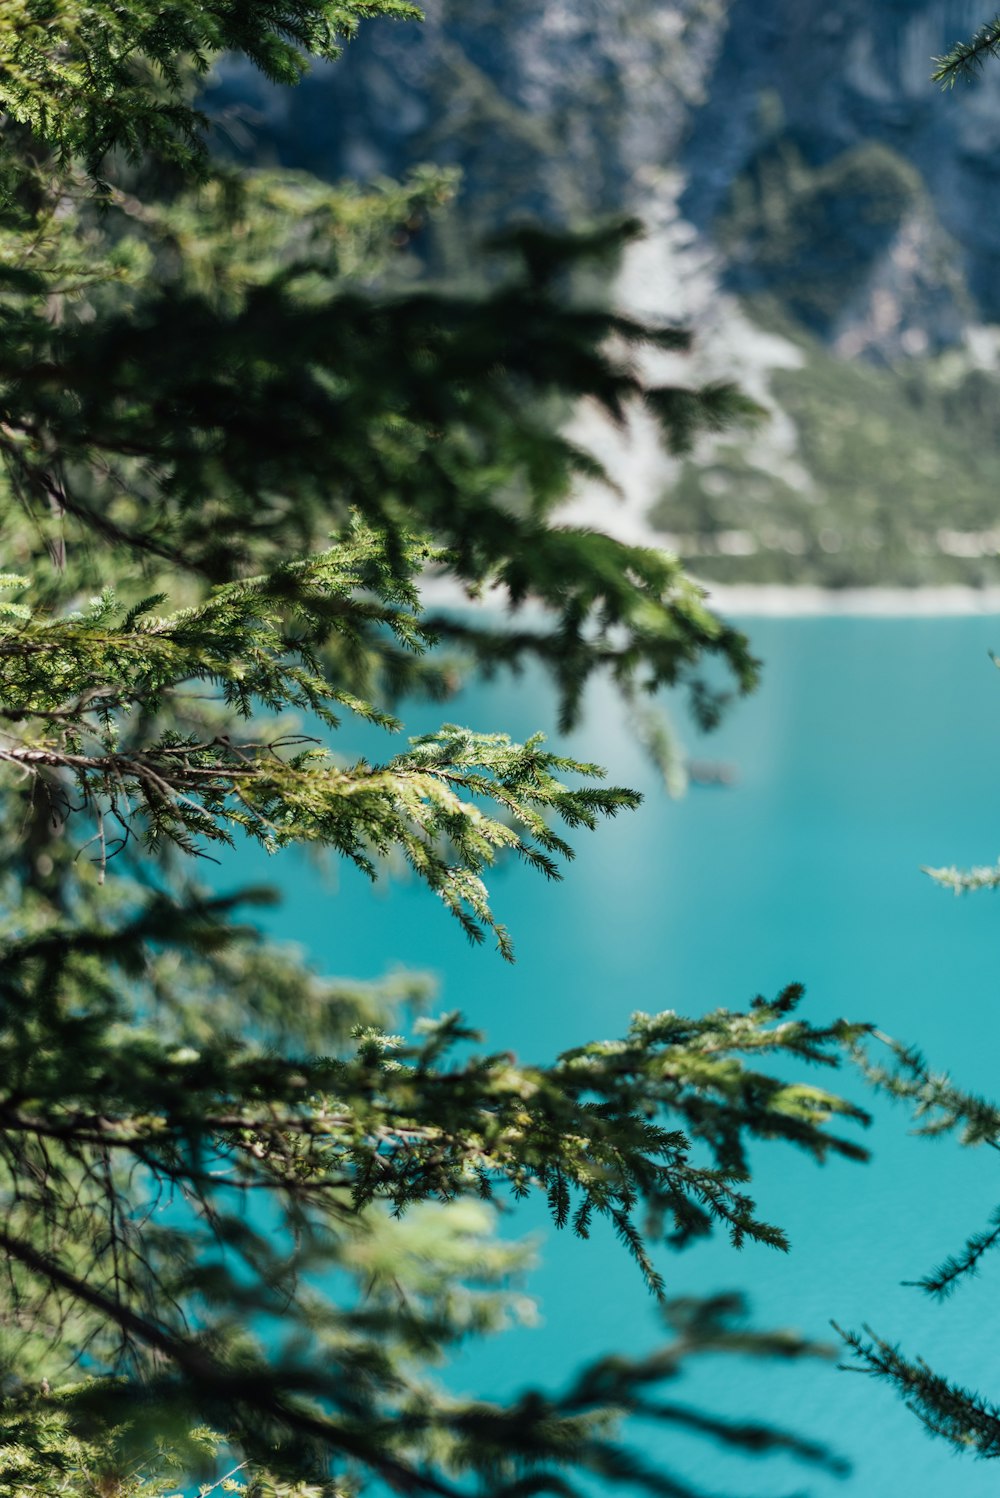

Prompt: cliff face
xmin=212 ymin=0 xmax=1000 ymax=349
xmin=207 ymin=1 xmax=1000 ymax=586
xmin=683 ymin=4 xmax=998 ymax=276
xmin=680 ymin=0 xmax=1000 ymax=352
xmin=209 ymin=0 xmax=728 ymax=226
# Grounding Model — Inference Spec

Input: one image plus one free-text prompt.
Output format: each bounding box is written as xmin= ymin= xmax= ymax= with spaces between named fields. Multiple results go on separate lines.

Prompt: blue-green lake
xmin=232 ymin=616 xmax=1000 ymax=1496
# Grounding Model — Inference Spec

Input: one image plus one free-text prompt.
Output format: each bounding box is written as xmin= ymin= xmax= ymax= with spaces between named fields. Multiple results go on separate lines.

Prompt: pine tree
xmin=0 ymin=6 xmax=873 ymax=1494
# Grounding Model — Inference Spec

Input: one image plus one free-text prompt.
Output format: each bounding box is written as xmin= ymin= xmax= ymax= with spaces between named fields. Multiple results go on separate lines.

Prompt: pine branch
xmin=910 ymin=1208 xmax=1000 ymax=1299
xmin=0 ymin=0 xmax=423 ymax=177
xmin=851 ymin=1031 xmax=1000 ymax=1145
xmin=933 ymin=17 xmax=1000 ymax=87
xmin=851 ymin=1033 xmax=1000 ymax=1297
xmin=838 ymin=1323 xmax=1000 ymax=1458
xmin=922 ymin=860 xmax=1000 ymax=892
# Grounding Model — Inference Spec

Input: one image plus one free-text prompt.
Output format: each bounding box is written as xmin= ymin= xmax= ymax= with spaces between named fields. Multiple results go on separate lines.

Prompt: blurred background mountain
xmin=207 ymin=0 xmax=1000 ymax=587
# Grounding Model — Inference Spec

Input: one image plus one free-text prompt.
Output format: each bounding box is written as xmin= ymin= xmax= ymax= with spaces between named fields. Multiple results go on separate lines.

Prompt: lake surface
xmin=237 ymin=616 xmax=1000 ymax=1496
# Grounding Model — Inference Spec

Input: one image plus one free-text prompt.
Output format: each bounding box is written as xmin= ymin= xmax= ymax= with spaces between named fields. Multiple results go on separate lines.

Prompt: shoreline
xmin=422 ymin=573 xmax=1000 ymax=620
xmin=701 ymin=583 xmax=1000 ymax=617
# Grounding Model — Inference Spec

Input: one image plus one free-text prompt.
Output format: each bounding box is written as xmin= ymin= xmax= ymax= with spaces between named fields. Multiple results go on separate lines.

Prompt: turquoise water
xmin=233 ymin=616 xmax=1000 ymax=1495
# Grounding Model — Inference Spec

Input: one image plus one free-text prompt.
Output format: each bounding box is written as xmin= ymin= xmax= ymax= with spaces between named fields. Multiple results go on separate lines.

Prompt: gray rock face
xmin=681 ymin=0 xmax=1000 ymax=336
xmin=204 ymin=0 xmax=1000 ymax=587
xmin=208 ymin=0 xmax=1000 ymax=354
xmin=208 ymin=0 xmax=729 ymax=227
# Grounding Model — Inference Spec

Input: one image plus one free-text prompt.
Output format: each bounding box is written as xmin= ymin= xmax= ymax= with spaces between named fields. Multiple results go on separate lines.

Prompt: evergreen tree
xmin=0 ymin=6 xmax=872 ymax=1493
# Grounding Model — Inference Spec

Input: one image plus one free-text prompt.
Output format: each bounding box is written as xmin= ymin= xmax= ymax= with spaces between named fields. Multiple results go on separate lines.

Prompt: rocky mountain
xmin=207 ymin=0 xmax=1000 ymax=588
xmin=209 ymin=0 xmax=727 ymax=229
xmin=680 ymin=0 xmax=1000 ymax=357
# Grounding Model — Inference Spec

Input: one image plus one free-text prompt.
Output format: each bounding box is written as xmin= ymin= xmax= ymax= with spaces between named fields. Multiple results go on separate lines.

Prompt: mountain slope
xmin=206 ymin=0 xmax=1000 ymax=588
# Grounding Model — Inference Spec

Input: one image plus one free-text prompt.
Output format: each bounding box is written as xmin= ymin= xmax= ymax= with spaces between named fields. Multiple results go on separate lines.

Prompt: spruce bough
xmin=0 ymin=5 xmax=870 ymax=1494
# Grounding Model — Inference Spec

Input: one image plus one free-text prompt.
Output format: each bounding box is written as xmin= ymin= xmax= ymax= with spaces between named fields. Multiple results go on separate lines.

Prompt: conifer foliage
xmin=933 ymin=14 xmax=1000 ymax=86
xmin=0 ymin=5 xmax=870 ymax=1494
